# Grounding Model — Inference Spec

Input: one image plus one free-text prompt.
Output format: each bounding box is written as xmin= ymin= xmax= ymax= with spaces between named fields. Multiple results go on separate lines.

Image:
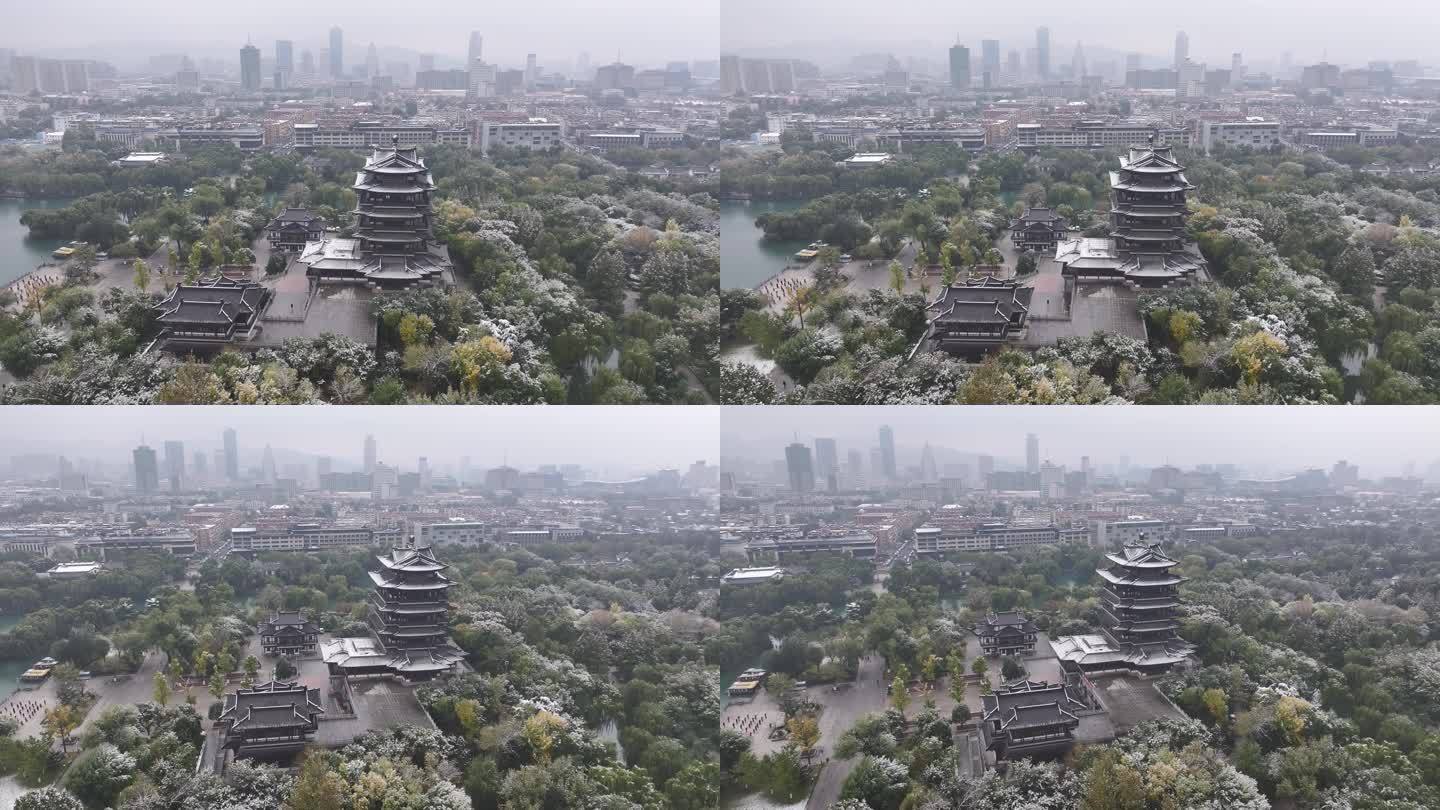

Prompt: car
xmin=839 ymin=254 xmax=852 ymax=262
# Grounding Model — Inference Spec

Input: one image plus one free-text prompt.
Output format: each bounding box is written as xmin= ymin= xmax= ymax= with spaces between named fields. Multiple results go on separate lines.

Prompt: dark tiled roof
xmin=220 ymin=680 xmax=323 ymax=733
xmin=928 ymin=279 xmax=1032 ymax=326
xmin=154 ymin=279 xmax=266 ymax=326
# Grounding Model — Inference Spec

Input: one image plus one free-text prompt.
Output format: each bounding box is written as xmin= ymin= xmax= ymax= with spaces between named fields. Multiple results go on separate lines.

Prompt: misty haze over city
xmin=720 ymin=0 xmax=1433 ymax=67
xmin=5 ymin=0 xmax=718 ymax=69
xmin=1 ymin=406 xmax=718 ymax=477
xmin=721 ymin=406 xmax=1440 ymax=477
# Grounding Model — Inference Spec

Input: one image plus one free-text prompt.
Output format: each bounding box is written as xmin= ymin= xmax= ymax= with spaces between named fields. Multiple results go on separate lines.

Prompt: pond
xmin=0 ymin=198 xmax=75 ymax=287
xmin=720 ymin=199 xmax=809 ymax=290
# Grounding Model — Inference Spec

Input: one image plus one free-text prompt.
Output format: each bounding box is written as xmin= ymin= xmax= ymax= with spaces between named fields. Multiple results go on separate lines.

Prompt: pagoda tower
xmin=299 ymin=136 xmax=452 ymax=289
xmin=1095 ymin=541 xmax=1193 ymax=672
xmin=366 ymin=544 xmax=462 ymax=674
xmin=353 ymin=138 xmax=437 ymax=256
xmin=1108 ymin=141 xmax=1193 ymax=259
xmin=1055 ymin=134 xmax=1208 ymax=288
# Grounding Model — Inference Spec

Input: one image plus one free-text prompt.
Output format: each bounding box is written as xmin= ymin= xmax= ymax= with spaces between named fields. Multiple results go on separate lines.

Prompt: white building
xmin=1201 ymin=121 xmax=1282 ymax=153
xmin=721 ymin=567 xmax=786 ymax=586
xmin=477 ymin=119 xmax=564 ymax=153
xmin=414 ymin=520 xmax=488 ymax=547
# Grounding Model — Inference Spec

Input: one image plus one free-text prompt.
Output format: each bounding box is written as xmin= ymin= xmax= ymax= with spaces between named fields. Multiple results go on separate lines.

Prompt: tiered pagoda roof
xmin=1054 ymin=541 xmax=1194 ymax=674
xmin=1055 ymin=136 xmax=1208 ymax=289
xmin=320 ymin=543 xmax=462 ymax=681
xmin=299 ymin=137 xmax=453 ymax=290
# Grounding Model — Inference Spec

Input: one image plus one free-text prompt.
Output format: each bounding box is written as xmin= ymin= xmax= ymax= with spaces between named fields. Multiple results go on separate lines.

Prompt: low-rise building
xmin=476 ymin=119 xmax=564 ymax=153
xmin=258 ymin=612 xmax=321 ymax=657
xmin=973 ymin=612 xmax=1039 ymax=656
xmin=720 ymin=566 xmax=785 ymax=586
xmin=1200 ymin=121 xmax=1282 ymax=153
xmin=1009 ymin=207 xmax=1069 ymax=252
xmin=265 ymin=208 xmax=326 ymax=253
xmin=219 ymin=680 xmax=324 ymax=760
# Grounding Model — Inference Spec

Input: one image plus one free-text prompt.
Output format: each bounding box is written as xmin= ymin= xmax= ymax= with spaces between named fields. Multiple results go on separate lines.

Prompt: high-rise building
xmin=418 ymin=53 xmax=435 ymax=72
xmin=316 ymin=456 xmax=332 ymax=486
xmin=223 ymin=428 xmax=238 ymax=480
xmin=878 ymin=426 xmax=896 ymax=481
xmin=365 ymin=42 xmax=379 ymax=79
xmin=1071 ymin=42 xmax=1086 ymax=78
xmin=978 ymin=454 xmax=995 ymax=487
xmin=1026 ymin=433 xmax=1040 ymax=475
xmin=1231 ymin=52 xmax=1244 ymax=87
xmin=981 ymin=39 xmax=1000 ymax=87
xmin=468 ymin=32 xmax=483 ymax=67
xmin=274 ymin=40 xmax=293 ymax=89
xmin=364 ymin=435 xmax=377 ymax=474
xmin=133 ymin=444 xmax=159 ymax=493
xmin=785 ymin=442 xmax=815 ymax=493
xmin=576 ymin=51 xmax=590 ymax=79
xmin=163 ymin=441 xmax=185 ymax=492
xmin=262 ymin=445 xmax=277 ymax=487
xmin=1174 ymin=30 xmax=1189 ymax=69
xmin=299 ymin=50 xmax=315 ymax=81
xmin=239 ymin=43 xmax=261 ymax=90
xmin=847 ymin=449 xmax=865 ymax=489
xmin=920 ymin=444 xmax=938 ymax=482
xmin=1035 ymin=27 xmax=1050 ymax=79
xmin=948 ymin=40 xmax=970 ymax=89
xmin=418 ymin=456 xmax=432 ymax=493
xmin=525 ymin=53 xmax=538 ymax=89
xmin=328 ymin=26 xmax=344 ymax=78
xmin=814 ymin=438 xmax=838 ymax=492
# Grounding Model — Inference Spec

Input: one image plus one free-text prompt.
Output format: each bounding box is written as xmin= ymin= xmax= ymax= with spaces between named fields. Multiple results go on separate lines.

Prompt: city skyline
xmin=0 ymin=407 xmax=718 ymax=476
xmin=719 ymin=0 xmax=1431 ymax=65
xmin=721 ymin=407 xmax=1440 ymax=477
xmin=3 ymin=0 xmax=719 ymax=68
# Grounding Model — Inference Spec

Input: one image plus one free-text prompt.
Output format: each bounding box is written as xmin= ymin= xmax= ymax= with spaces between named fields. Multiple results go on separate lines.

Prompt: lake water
xmin=0 ymin=198 xmax=72 ymax=288
xmin=0 ymin=616 xmax=33 ymax=810
xmin=720 ymin=199 xmax=808 ymax=290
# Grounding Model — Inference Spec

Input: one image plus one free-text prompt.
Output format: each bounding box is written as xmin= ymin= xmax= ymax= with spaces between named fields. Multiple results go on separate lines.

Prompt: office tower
xmin=1026 ymin=433 xmax=1039 ymax=475
xmin=948 ymin=40 xmax=970 ymax=89
xmin=978 ymin=454 xmax=995 ymax=487
xmin=1035 ymin=26 xmax=1050 ymax=79
xmin=418 ymin=53 xmax=435 ymax=72
xmin=468 ymin=31 xmax=483 ymax=66
xmin=274 ymin=40 xmax=293 ymax=89
xmin=364 ymin=43 xmax=378 ymax=78
xmin=163 ymin=441 xmax=185 ymax=492
xmin=262 ymin=445 xmax=277 ymax=487
xmin=847 ymin=449 xmax=865 ymax=489
xmin=981 ymin=39 xmax=1000 ymax=87
xmin=371 ymin=464 xmax=398 ymax=499
xmin=364 ymin=435 xmax=377 ymax=474
xmin=193 ymin=451 xmax=207 ymax=477
xmin=133 ymin=444 xmax=159 ymax=493
xmin=239 ymin=42 xmax=261 ymax=90
xmin=1081 ymin=456 xmax=1092 ymax=489
xmin=328 ymin=26 xmax=343 ymax=78
xmin=212 ymin=449 xmax=226 ymax=481
xmin=1174 ymin=31 xmax=1189 ymax=69
xmin=468 ymin=58 xmax=494 ymax=99
xmin=814 ymin=438 xmax=838 ymax=491
xmin=1231 ymin=52 xmax=1244 ymax=87
xmin=878 ymin=426 xmax=896 ymax=481
xmin=785 ymin=442 xmax=814 ymax=493
xmin=317 ymin=456 xmax=332 ymax=487
xmin=419 ymin=456 xmax=432 ymax=493
xmin=525 ymin=53 xmax=537 ymax=89
xmin=299 ymin=49 xmax=315 ymax=81
xmin=1071 ymin=42 xmax=1086 ymax=78
xmin=1007 ymin=50 xmax=1021 ymax=82
xmin=223 ymin=428 xmax=238 ymax=480
xmin=920 ymin=444 xmax=937 ymax=482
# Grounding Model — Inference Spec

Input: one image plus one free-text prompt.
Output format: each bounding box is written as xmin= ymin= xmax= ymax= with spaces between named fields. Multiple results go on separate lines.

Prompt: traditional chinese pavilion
xmin=299 ymin=137 xmax=453 ymax=290
xmin=921 ymin=277 xmax=1032 ymax=357
xmin=973 ymin=612 xmax=1039 ymax=657
xmin=979 ymin=679 xmax=1087 ymax=761
xmin=1054 ymin=541 xmax=1193 ymax=674
xmin=1054 ymin=137 xmax=1208 ymax=288
xmin=320 ymin=543 xmax=462 ymax=680
xmin=218 ymin=680 xmax=323 ymax=760
xmin=258 ymin=611 xmax=321 ymax=657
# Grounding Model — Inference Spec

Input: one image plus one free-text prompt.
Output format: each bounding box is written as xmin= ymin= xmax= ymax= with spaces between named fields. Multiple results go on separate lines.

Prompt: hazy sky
xmin=721 ymin=0 xmax=1433 ymax=67
xmin=2 ymin=407 xmax=718 ymax=476
xmin=722 ymin=407 xmax=1440 ymax=477
xmin=6 ymin=0 xmax=719 ymax=68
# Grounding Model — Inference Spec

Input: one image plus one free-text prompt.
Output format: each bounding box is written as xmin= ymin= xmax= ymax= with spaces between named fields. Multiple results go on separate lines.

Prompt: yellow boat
xmin=52 ymin=246 xmax=75 ymax=259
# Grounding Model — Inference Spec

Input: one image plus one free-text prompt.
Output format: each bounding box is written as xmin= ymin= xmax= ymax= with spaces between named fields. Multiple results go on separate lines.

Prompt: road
xmin=805 ymin=655 xmax=888 ymax=810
